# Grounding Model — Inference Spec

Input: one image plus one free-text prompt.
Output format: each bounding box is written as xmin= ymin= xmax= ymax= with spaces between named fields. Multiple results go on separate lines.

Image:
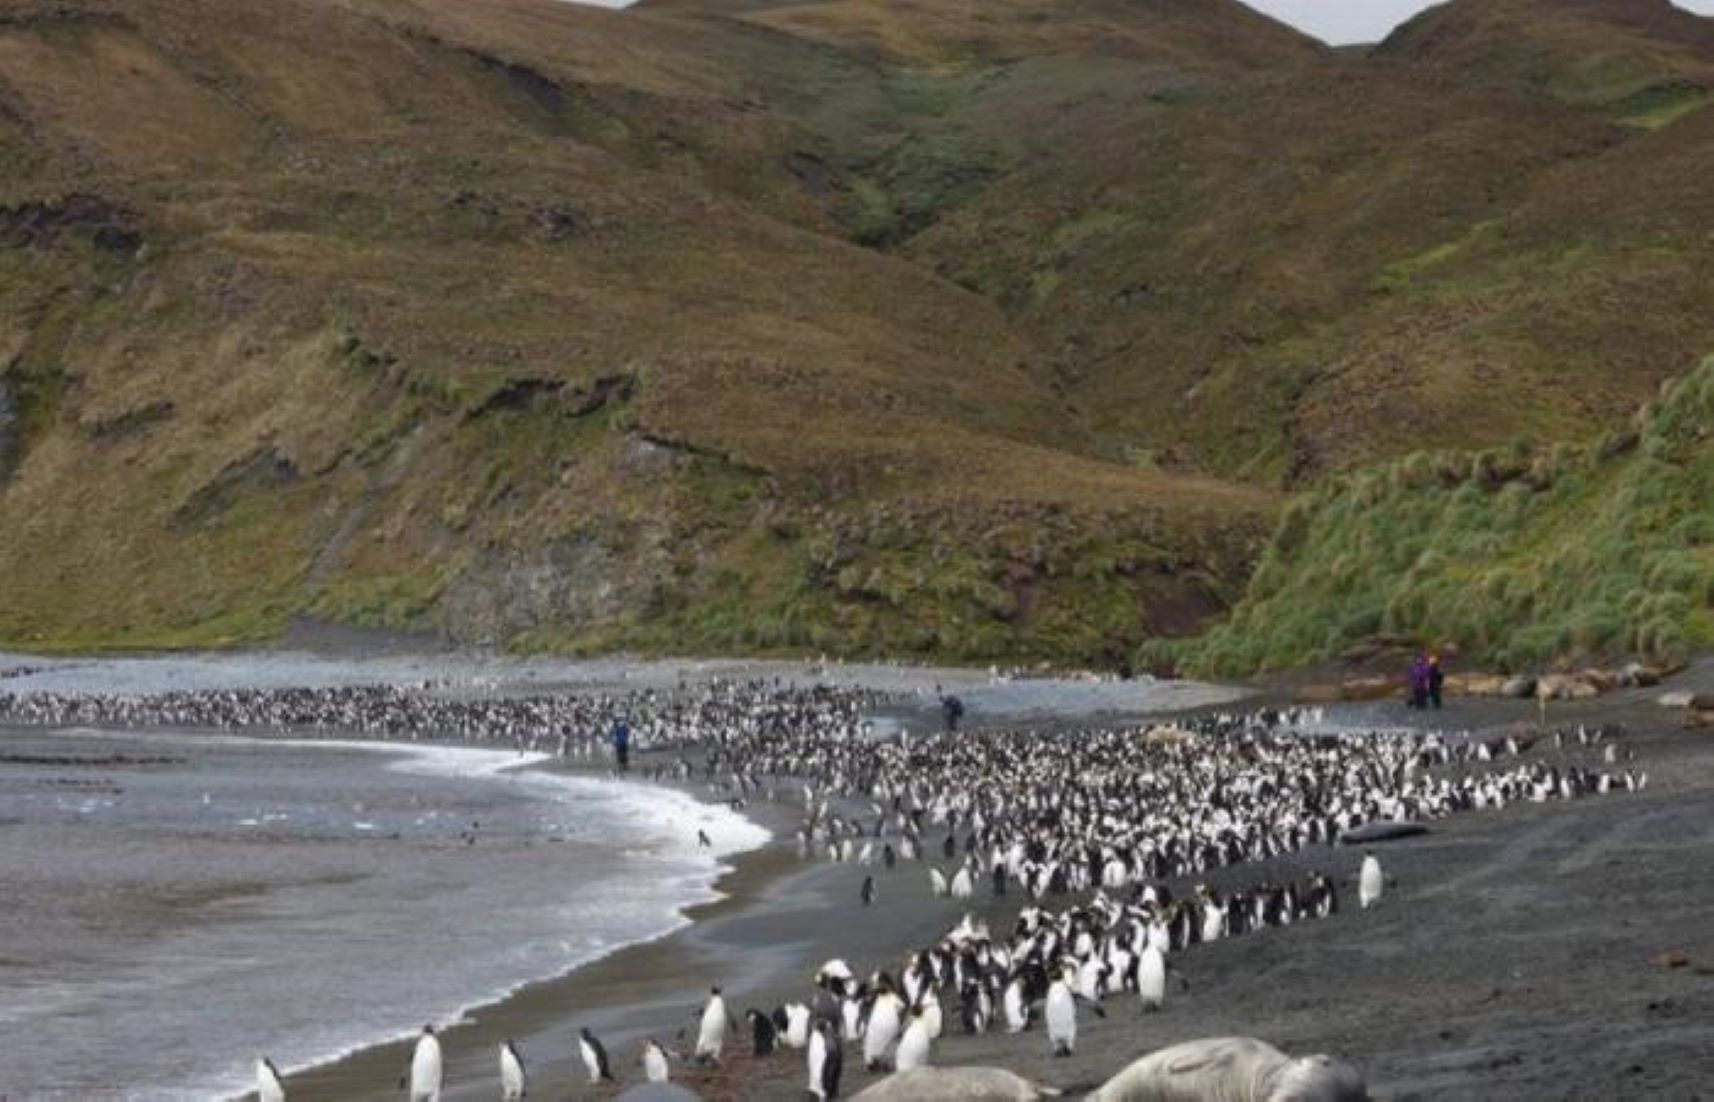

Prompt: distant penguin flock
xmin=6 ymin=676 xmax=1642 ymax=1101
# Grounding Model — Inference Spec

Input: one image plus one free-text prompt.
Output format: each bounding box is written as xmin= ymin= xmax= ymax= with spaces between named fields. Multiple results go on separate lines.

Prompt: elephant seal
xmin=852 ymin=1066 xmax=1062 ymax=1100
xmin=1087 ymin=1037 xmax=1368 ymax=1102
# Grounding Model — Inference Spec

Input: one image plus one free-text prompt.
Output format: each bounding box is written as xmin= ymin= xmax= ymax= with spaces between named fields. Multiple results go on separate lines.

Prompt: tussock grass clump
xmin=1175 ymin=356 xmax=1714 ymax=676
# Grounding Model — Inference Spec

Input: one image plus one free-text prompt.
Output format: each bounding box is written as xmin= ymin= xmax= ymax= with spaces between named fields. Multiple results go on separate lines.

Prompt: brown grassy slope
xmin=905 ymin=61 xmax=1649 ymax=482
xmin=643 ymin=0 xmax=1324 ymax=68
xmin=0 ymin=0 xmax=1273 ymax=657
xmin=1378 ymin=0 xmax=1714 ymax=118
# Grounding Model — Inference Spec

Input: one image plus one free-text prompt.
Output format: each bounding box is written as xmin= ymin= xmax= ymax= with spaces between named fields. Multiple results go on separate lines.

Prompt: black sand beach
xmin=279 ymin=667 xmax=1714 ymax=1102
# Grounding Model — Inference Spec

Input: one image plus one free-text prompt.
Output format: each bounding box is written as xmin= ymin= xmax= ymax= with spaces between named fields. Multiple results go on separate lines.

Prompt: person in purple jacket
xmin=1407 ymin=653 xmax=1430 ymax=709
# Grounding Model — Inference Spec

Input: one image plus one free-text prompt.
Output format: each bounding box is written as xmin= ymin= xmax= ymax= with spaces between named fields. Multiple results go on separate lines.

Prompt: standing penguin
xmin=895 ymin=1005 xmax=933 ymax=1072
xmin=807 ymin=1019 xmax=843 ymax=1100
xmin=746 ymin=1007 xmax=779 ymax=1056
xmin=1200 ymin=891 xmax=1225 ymax=942
xmin=1045 ymin=969 xmax=1078 ymax=1057
xmin=578 ymin=1027 xmax=614 ymax=1084
xmin=1359 ymin=853 xmax=1384 ymax=910
xmin=643 ymin=1039 xmax=671 ymax=1083
xmin=408 ymin=1026 xmax=442 ymax=1102
xmin=255 ymin=1057 xmax=286 ymax=1102
xmin=696 ymin=987 xmax=730 ymax=1064
xmin=1138 ymin=943 xmax=1167 ymax=1013
xmin=1002 ymin=975 xmax=1030 ymax=1033
xmin=864 ymin=988 xmax=905 ymax=1070
xmin=499 ymin=1039 xmax=527 ymax=1101
xmin=861 ymin=875 xmax=877 ymax=907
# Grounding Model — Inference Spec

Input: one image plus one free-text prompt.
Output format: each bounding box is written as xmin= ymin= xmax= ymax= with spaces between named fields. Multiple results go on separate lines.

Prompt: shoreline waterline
xmin=0 ymin=724 xmax=773 ymax=1102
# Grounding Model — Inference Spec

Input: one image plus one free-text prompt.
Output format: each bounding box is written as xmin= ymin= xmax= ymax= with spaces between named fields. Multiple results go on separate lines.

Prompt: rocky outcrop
xmin=171 ymin=447 xmax=301 ymax=527
xmin=437 ymin=531 xmax=670 ymax=646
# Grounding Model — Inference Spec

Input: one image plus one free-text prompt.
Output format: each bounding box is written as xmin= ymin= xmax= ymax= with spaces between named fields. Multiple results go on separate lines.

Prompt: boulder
xmin=1619 ymin=662 xmax=1662 ymax=688
xmin=1447 ymin=672 xmax=1508 ymax=697
xmin=1536 ymin=674 xmax=1599 ymax=701
xmin=1579 ymin=667 xmax=1618 ymax=693
xmin=1501 ymin=675 xmax=1537 ymax=699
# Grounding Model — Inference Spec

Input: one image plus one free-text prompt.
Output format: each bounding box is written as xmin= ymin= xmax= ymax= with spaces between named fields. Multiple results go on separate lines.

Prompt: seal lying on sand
xmin=852 ymin=1066 xmax=1063 ymax=1100
xmin=1339 ymin=820 xmax=1429 ymax=844
xmin=1088 ymin=1037 xmax=1368 ymax=1102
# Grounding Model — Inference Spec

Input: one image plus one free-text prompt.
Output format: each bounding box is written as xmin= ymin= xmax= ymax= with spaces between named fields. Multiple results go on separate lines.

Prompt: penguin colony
xmin=1 ymin=682 xmax=1642 ymax=1099
xmin=0 ymin=679 xmax=892 ymax=769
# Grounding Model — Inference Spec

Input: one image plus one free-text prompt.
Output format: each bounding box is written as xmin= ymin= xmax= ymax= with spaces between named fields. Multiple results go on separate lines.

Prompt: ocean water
xmin=0 ymin=726 xmax=767 ymax=1101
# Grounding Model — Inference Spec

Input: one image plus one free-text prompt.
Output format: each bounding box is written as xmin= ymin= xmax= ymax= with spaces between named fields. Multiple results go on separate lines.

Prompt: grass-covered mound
xmin=1175 ymin=357 xmax=1714 ymax=676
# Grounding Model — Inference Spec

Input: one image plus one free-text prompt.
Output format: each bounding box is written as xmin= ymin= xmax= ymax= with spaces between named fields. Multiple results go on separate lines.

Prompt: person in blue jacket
xmin=611 ymin=717 xmax=631 ymax=774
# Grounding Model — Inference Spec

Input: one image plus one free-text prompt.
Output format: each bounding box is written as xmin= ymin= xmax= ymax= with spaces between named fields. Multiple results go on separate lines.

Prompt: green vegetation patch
xmin=1613 ymin=81 xmax=1711 ymax=130
xmin=1169 ymin=356 xmax=1714 ymax=676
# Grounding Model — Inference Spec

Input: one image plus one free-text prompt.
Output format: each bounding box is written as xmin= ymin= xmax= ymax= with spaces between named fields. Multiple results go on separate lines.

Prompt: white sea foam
xmin=0 ymin=731 xmax=769 ymax=1101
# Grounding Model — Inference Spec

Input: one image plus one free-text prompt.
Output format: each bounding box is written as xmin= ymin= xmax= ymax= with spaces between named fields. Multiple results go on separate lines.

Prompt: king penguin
xmin=255 ymin=1057 xmax=286 ymax=1102
xmin=808 ymin=1018 xmax=842 ymax=1100
xmin=578 ymin=1027 xmax=614 ymax=1083
xmin=499 ymin=1039 xmax=526 ymax=1101
xmin=1359 ymin=852 xmax=1384 ymax=910
xmin=408 ymin=1026 xmax=442 ymax=1102
xmin=864 ymin=987 xmax=904 ymax=1070
xmin=696 ymin=986 xmax=729 ymax=1064
xmin=1138 ymin=942 xmax=1167 ymax=1012
xmin=895 ymin=1004 xmax=933 ymax=1071
xmin=643 ymin=1039 xmax=671 ymax=1083
xmin=1045 ymin=968 xmax=1078 ymax=1057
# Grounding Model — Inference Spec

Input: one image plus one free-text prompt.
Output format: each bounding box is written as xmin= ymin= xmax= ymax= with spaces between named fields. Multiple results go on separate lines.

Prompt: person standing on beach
xmin=1407 ymin=654 xmax=1429 ymax=709
xmin=1427 ymin=654 xmax=1445 ymax=710
xmin=611 ymin=717 xmax=632 ymax=774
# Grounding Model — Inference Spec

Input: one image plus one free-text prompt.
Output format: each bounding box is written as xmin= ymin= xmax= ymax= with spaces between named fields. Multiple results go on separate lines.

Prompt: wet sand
xmin=286 ymin=667 xmax=1714 ymax=1102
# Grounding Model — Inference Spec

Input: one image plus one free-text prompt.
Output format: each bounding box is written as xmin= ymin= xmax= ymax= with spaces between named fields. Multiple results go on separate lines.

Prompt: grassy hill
xmin=1175 ymin=356 xmax=1714 ymax=676
xmin=0 ymin=0 xmax=1274 ymax=659
xmin=1 ymin=0 xmax=1712 ymax=666
xmin=1379 ymin=0 xmax=1714 ymax=125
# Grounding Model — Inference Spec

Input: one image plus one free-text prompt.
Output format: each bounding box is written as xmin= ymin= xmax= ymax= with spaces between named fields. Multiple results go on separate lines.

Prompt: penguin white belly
xmin=865 ymin=997 xmax=902 ymax=1069
xmin=1003 ymin=983 xmax=1028 ymax=1033
xmin=1045 ymin=983 xmax=1076 ymax=1056
xmin=807 ymin=1029 xmax=828 ymax=1099
xmin=786 ymin=1003 xmax=812 ymax=1049
xmin=1139 ymin=945 xmax=1166 ymax=1010
xmin=895 ymin=1018 xmax=932 ymax=1071
xmin=1077 ymin=959 xmax=1104 ymax=1002
xmin=255 ymin=1060 xmax=286 ymax=1102
xmin=697 ymin=997 xmax=727 ymax=1059
xmin=1359 ymin=855 xmax=1384 ymax=910
xmin=409 ymin=1034 xmax=442 ymax=1102
xmin=1201 ymin=903 xmax=1224 ymax=942
xmin=499 ymin=1043 xmax=526 ymax=1101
